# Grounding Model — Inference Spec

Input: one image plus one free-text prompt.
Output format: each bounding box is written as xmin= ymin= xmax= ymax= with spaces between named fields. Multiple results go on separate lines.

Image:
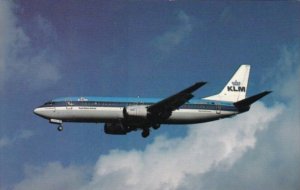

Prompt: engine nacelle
xmin=125 ymin=105 xmax=148 ymax=118
xmin=104 ymin=123 xmax=128 ymax=135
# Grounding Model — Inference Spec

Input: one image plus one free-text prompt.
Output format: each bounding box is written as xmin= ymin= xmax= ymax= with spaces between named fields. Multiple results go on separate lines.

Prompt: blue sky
xmin=0 ymin=1 xmax=299 ymax=190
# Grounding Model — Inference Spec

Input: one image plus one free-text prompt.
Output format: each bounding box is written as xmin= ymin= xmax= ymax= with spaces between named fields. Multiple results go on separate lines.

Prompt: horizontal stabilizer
xmin=234 ymin=91 xmax=272 ymax=108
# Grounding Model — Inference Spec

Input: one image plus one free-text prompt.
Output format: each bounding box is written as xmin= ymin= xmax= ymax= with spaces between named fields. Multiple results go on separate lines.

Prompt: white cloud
xmin=153 ymin=11 xmax=192 ymax=53
xmin=0 ymin=0 xmax=16 ymax=90
xmin=273 ymin=45 xmax=300 ymax=99
xmin=13 ymin=162 xmax=89 ymax=190
xmin=0 ymin=0 xmax=61 ymax=92
xmin=81 ymin=102 xmax=282 ymax=190
xmin=10 ymin=102 xmax=282 ymax=190
xmin=0 ymin=130 xmax=34 ymax=149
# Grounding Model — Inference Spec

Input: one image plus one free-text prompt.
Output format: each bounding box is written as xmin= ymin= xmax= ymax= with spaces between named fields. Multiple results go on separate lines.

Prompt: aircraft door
xmin=66 ymin=100 xmax=73 ymax=110
xmin=216 ymin=104 xmax=221 ymax=114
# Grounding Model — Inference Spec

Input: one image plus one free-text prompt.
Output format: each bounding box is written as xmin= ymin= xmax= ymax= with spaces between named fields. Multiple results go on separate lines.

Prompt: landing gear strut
xmin=49 ymin=119 xmax=63 ymax=132
xmin=141 ymin=128 xmax=150 ymax=138
xmin=57 ymin=124 xmax=63 ymax=132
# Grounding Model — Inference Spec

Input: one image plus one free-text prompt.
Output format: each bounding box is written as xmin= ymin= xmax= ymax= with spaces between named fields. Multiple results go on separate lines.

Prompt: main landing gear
xmin=141 ymin=128 xmax=150 ymax=138
xmin=152 ymin=124 xmax=160 ymax=130
xmin=141 ymin=124 xmax=161 ymax=138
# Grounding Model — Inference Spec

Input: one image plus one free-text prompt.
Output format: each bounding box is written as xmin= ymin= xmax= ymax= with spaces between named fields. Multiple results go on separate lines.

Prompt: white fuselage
xmin=34 ymin=99 xmax=238 ymax=125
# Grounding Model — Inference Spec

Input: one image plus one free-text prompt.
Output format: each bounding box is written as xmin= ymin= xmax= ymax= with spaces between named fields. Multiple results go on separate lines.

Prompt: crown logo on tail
xmin=232 ymin=80 xmax=241 ymax=86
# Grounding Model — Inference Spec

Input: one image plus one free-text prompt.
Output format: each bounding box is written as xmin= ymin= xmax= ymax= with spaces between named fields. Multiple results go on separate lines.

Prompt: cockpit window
xmin=44 ymin=101 xmax=53 ymax=106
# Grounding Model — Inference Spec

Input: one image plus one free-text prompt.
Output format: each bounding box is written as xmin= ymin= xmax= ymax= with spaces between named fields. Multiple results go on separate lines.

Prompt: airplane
xmin=34 ymin=65 xmax=271 ymax=138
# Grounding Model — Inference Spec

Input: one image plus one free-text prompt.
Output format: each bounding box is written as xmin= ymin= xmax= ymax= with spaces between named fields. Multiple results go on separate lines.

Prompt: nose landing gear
xmin=50 ymin=119 xmax=63 ymax=132
xmin=57 ymin=124 xmax=63 ymax=132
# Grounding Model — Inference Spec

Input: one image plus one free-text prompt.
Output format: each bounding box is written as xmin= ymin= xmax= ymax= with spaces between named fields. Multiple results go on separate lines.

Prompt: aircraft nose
xmin=33 ymin=108 xmax=42 ymax=116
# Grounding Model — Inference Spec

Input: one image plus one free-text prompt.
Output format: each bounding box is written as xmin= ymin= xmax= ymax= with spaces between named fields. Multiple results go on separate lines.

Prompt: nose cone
xmin=33 ymin=108 xmax=42 ymax=116
xmin=33 ymin=107 xmax=54 ymax=119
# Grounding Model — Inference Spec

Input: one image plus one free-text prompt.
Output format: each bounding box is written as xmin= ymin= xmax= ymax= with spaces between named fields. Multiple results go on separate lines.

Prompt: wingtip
xmin=264 ymin=90 xmax=273 ymax=95
xmin=196 ymin=81 xmax=207 ymax=86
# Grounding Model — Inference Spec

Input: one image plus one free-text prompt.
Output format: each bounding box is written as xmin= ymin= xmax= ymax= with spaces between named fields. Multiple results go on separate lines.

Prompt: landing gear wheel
xmin=152 ymin=124 xmax=160 ymax=130
xmin=141 ymin=129 xmax=150 ymax=138
xmin=57 ymin=125 xmax=63 ymax=132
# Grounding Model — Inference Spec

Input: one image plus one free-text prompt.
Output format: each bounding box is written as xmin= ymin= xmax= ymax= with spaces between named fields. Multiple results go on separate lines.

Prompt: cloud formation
xmin=82 ymin=103 xmax=282 ymax=190
xmin=13 ymin=162 xmax=89 ymax=190
xmin=0 ymin=130 xmax=34 ymax=149
xmin=153 ymin=11 xmax=192 ymax=53
xmin=0 ymin=0 xmax=61 ymax=92
xmin=11 ymin=101 xmax=282 ymax=190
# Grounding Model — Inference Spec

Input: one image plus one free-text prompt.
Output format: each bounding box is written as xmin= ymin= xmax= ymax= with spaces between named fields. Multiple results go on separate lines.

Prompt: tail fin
xmin=204 ymin=65 xmax=251 ymax=102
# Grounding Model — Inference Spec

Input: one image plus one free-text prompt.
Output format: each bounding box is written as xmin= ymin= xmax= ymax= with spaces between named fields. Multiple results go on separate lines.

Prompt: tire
xmin=141 ymin=129 xmax=150 ymax=138
xmin=57 ymin=125 xmax=63 ymax=131
xmin=152 ymin=124 xmax=160 ymax=130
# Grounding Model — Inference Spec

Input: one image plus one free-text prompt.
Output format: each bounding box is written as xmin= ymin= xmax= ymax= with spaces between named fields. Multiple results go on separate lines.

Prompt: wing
xmin=147 ymin=82 xmax=206 ymax=121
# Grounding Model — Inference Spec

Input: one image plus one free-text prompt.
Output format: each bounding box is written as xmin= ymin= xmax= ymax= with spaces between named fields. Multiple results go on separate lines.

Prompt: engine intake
xmin=124 ymin=105 xmax=148 ymax=118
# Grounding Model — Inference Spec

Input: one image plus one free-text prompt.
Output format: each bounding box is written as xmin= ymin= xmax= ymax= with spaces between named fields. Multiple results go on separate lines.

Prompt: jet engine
xmin=104 ymin=123 xmax=128 ymax=135
xmin=124 ymin=105 xmax=148 ymax=118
